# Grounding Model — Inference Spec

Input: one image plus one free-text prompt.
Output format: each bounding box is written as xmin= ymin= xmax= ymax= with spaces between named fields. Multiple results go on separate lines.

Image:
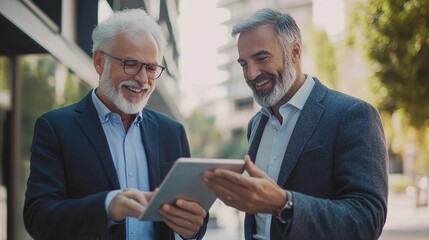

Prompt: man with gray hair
xmin=203 ymin=8 xmax=388 ymax=240
xmin=24 ymin=8 xmax=207 ymax=240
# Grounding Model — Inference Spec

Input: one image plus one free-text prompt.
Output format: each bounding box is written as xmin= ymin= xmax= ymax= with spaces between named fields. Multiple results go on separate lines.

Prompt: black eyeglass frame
xmin=100 ymin=51 xmax=165 ymax=79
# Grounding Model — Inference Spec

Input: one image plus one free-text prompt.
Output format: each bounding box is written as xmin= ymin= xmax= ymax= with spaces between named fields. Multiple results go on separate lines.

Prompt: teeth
xmin=256 ymin=80 xmax=269 ymax=86
xmin=125 ymin=86 xmax=143 ymax=93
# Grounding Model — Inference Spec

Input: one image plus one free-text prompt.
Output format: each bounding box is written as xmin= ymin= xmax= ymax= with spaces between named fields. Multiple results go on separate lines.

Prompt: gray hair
xmin=232 ymin=8 xmax=302 ymax=52
xmin=92 ymin=8 xmax=166 ymax=59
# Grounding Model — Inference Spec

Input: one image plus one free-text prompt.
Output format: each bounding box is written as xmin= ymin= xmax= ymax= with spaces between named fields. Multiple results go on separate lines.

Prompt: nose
xmin=244 ymin=62 xmax=261 ymax=81
xmin=133 ymin=67 xmax=149 ymax=84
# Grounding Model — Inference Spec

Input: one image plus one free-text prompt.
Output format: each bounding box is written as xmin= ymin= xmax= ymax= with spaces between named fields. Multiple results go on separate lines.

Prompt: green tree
xmin=184 ymin=110 xmax=222 ymax=157
xmin=61 ymin=71 xmax=91 ymax=107
xmin=360 ymin=0 xmax=429 ymax=127
xmin=353 ymin=0 xmax=429 ymax=174
xmin=217 ymin=128 xmax=248 ymax=159
xmin=0 ymin=57 xmax=8 ymax=90
xmin=185 ymin=110 xmax=248 ymax=159
xmin=20 ymin=55 xmax=56 ymax=158
xmin=306 ymin=26 xmax=338 ymax=89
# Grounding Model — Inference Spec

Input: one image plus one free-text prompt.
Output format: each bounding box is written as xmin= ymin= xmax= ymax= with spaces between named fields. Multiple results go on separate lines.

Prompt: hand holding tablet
xmin=139 ymin=157 xmax=245 ymax=221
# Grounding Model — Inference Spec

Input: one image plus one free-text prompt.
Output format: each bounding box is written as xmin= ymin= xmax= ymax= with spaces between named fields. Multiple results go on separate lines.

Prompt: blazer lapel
xmin=141 ymin=111 xmax=160 ymax=189
xmin=247 ymin=114 xmax=268 ymax=162
xmin=277 ymin=79 xmax=327 ymax=186
xmin=75 ymin=92 xmax=120 ymax=189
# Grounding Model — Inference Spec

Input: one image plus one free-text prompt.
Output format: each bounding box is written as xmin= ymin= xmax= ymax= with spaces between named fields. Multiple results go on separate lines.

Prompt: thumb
xmin=145 ymin=188 xmax=159 ymax=202
xmin=245 ymin=155 xmax=269 ymax=178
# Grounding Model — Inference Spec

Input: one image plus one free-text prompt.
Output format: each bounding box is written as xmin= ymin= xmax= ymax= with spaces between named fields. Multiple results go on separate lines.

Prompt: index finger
xmin=123 ymin=189 xmax=148 ymax=207
xmin=204 ymin=169 xmax=252 ymax=196
xmin=212 ymin=167 xmax=251 ymax=185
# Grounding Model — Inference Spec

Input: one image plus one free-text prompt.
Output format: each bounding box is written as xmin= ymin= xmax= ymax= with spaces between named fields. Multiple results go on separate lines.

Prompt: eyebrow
xmin=237 ymin=50 xmax=272 ymax=63
xmin=123 ymin=57 xmax=159 ymax=65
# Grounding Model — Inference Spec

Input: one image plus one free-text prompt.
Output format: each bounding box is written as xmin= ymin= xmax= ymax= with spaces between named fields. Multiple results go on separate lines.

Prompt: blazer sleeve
xmin=24 ymin=116 xmax=110 ymax=240
xmin=272 ymin=101 xmax=388 ymax=240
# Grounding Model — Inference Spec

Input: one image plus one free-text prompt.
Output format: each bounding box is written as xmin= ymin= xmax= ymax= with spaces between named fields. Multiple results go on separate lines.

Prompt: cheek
xmin=109 ymin=76 xmax=121 ymax=89
xmin=242 ymin=68 xmax=250 ymax=80
xmin=109 ymin=71 xmax=127 ymax=88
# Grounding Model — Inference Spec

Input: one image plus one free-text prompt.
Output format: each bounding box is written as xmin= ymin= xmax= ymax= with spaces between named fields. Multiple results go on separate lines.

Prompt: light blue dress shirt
xmin=91 ymin=89 xmax=154 ymax=240
xmin=253 ymin=76 xmax=315 ymax=240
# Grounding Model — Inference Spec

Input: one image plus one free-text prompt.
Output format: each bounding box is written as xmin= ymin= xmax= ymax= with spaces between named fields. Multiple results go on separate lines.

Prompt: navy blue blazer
xmin=245 ymin=78 xmax=388 ymax=240
xmin=24 ymin=91 xmax=207 ymax=240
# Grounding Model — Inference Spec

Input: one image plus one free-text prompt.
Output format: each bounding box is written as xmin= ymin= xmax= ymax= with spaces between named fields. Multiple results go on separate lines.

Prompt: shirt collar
xmin=261 ymin=75 xmax=315 ymax=117
xmin=91 ymin=88 xmax=143 ymax=125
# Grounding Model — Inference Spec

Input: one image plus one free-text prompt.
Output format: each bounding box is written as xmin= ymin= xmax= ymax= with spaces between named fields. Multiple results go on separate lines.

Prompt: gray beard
xmin=253 ymin=61 xmax=297 ymax=108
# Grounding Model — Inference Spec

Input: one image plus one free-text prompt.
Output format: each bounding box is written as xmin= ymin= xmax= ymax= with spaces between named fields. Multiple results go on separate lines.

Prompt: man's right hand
xmin=108 ymin=188 xmax=154 ymax=221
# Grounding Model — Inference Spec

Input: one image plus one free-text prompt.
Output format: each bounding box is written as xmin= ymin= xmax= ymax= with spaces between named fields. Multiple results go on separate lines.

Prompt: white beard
xmin=98 ymin=62 xmax=154 ymax=114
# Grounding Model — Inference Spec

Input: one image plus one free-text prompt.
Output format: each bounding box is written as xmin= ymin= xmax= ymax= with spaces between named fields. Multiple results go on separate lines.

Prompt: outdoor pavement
xmin=202 ymin=191 xmax=429 ymax=240
xmin=380 ymin=191 xmax=429 ymax=240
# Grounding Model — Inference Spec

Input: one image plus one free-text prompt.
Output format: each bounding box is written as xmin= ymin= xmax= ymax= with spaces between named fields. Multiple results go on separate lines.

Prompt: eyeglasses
xmin=100 ymin=51 xmax=165 ymax=80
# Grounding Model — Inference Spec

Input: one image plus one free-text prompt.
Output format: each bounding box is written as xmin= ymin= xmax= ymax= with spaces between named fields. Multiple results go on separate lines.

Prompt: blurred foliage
xmin=306 ymin=26 xmax=338 ymax=89
xmin=389 ymin=173 xmax=413 ymax=193
xmin=0 ymin=57 xmax=8 ymax=91
xmin=20 ymin=55 xmax=56 ymax=158
xmin=185 ymin=110 xmax=223 ymax=157
xmin=217 ymin=128 xmax=248 ymax=159
xmin=61 ymin=71 xmax=92 ymax=107
xmin=185 ymin=110 xmax=248 ymax=159
xmin=19 ymin=55 xmax=91 ymax=160
xmin=355 ymin=0 xmax=429 ymax=128
xmin=350 ymin=0 xmax=429 ymax=175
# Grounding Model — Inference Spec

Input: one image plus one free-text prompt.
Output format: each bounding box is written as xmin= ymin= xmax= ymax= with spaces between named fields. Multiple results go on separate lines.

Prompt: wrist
xmin=275 ymin=190 xmax=293 ymax=223
xmin=271 ymin=189 xmax=287 ymax=215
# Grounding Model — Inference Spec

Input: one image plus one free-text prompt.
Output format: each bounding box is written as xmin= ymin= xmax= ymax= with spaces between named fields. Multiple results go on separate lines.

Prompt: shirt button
xmin=128 ymin=172 xmax=133 ymax=177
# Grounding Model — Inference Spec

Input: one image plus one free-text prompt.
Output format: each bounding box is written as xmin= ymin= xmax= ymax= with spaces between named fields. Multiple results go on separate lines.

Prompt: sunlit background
xmin=0 ymin=0 xmax=428 ymax=239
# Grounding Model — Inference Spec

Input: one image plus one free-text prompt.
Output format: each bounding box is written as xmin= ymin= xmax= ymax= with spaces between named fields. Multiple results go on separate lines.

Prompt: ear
xmin=291 ymin=42 xmax=301 ymax=63
xmin=93 ymin=51 xmax=104 ymax=75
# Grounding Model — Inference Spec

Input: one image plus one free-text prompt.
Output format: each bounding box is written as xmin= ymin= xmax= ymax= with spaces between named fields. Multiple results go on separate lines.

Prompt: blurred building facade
xmin=0 ymin=0 xmax=181 ymax=239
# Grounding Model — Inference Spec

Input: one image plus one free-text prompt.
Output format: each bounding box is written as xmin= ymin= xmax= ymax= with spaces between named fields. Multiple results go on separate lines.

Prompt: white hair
xmin=92 ymin=8 xmax=166 ymax=60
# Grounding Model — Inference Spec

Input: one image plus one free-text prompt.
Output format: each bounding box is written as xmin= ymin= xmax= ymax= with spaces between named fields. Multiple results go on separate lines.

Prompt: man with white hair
xmin=24 ymin=9 xmax=207 ymax=240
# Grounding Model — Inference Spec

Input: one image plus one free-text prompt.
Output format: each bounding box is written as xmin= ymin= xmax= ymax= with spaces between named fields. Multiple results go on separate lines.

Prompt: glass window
xmin=15 ymin=54 xmax=91 ymax=239
xmin=0 ymin=56 xmax=10 ymax=240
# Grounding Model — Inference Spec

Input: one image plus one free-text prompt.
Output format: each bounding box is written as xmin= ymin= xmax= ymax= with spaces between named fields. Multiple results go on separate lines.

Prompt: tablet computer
xmin=139 ymin=157 xmax=245 ymax=221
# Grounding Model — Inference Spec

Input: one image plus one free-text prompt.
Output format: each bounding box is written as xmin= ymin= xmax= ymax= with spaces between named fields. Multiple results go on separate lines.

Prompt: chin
xmin=114 ymin=97 xmax=149 ymax=114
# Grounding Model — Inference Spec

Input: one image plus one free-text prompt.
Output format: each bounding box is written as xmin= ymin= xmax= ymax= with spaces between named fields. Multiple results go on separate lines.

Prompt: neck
xmin=270 ymin=73 xmax=306 ymax=122
xmin=96 ymin=89 xmax=136 ymax=132
xmin=120 ymin=114 xmax=135 ymax=132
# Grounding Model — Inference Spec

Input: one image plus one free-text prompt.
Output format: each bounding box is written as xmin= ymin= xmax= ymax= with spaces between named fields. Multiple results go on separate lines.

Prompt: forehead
xmin=237 ymin=25 xmax=283 ymax=59
xmin=111 ymin=32 xmax=159 ymax=62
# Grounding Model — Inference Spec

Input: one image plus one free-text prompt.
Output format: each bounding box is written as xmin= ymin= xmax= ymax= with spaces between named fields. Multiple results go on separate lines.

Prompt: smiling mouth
xmin=255 ymin=79 xmax=270 ymax=87
xmin=253 ymin=79 xmax=273 ymax=91
xmin=124 ymin=85 xmax=144 ymax=93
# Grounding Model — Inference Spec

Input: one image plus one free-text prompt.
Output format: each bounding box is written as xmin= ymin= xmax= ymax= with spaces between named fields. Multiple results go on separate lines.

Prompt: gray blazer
xmin=245 ymin=78 xmax=388 ymax=240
